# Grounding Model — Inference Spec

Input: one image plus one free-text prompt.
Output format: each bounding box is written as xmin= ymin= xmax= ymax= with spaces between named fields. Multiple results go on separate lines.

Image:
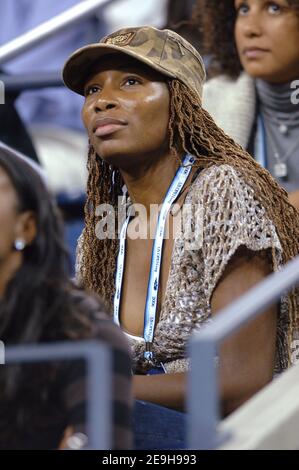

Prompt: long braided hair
xmin=79 ymin=78 xmax=299 ymax=361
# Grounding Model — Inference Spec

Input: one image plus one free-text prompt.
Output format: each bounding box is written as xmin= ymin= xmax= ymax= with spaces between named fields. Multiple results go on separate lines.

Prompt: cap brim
xmin=62 ymin=43 xmax=176 ymax=96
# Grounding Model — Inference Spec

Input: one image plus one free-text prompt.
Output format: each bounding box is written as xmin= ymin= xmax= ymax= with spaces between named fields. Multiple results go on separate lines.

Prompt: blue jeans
xmin=133 ymin=400 xmax=186 ymax=450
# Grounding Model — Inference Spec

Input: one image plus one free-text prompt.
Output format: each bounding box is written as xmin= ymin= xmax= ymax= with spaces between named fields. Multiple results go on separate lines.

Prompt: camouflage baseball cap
xmin=62 ymin=25 xmax=206 ymax=101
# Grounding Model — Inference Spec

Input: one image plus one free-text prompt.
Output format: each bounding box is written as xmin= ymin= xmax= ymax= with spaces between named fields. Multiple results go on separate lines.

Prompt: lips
xmin=243 ymin=47 xmax=270 ymax=59
xmin=93 ymin=117 xmax=127 ymax=137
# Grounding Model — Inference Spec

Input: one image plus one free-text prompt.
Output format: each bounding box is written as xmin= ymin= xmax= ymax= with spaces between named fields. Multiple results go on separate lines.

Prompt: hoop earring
xmin=14 ymin=238 xmax=26 ymax=251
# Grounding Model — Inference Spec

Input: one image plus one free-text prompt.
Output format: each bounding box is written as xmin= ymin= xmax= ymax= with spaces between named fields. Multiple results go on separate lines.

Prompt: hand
xmin=58 ymin=426 xmax=74 ymax=450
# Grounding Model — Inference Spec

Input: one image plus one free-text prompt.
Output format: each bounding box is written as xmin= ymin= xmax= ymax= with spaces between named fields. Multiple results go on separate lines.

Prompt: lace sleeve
xmin=200 ymin=164 xmax=282 ymax=303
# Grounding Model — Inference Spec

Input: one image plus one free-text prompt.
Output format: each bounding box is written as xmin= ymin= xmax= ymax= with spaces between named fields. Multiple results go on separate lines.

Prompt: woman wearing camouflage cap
xmin=63 ymin=26 xmax=299 ymax=446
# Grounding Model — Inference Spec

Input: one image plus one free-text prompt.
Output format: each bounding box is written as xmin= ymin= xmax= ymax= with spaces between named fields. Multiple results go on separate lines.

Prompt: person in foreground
xmin=0 ymin=144 xmax=132 ymax=450
xmin=63 ymin=26 xmax=299 ymax=448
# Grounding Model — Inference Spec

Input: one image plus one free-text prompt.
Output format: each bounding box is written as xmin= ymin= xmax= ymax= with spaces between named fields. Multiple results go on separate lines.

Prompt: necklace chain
xmin=261 ymin=108 xmax=296 ymax=135
xmin=262 ymin=112 xmax=299 ymax=178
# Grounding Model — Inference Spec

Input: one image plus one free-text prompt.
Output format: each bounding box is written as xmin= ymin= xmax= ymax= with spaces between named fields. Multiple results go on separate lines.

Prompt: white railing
xmin=0 ymin=0 xmax=115 ymax=65
xmin=5 ymin=340 xmax=111 ymax=449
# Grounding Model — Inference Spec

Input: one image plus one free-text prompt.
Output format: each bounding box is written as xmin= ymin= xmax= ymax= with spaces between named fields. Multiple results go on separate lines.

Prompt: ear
xmin=15 ymin=211 xmax=37 ymax=247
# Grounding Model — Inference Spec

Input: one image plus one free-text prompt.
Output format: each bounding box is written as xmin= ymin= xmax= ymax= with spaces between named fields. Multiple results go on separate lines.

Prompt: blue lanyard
xmin=255 ymin=114 xmax=268 ymax=169
xmin=113 ymin=154 xmax=195 ymax=363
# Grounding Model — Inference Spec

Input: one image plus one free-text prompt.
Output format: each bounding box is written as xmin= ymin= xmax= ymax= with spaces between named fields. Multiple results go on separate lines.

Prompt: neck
xmin=256 ymin=78 xmax=299 ymax=114
xmin=120 ymin=151 xmax=182 ymax=216
xmin=0 ymin=253 xmax=22 ymax=299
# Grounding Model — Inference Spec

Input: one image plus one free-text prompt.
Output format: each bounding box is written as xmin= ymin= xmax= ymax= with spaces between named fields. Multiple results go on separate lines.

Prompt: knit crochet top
xmin=76 ymin=164 xmax=297 ymax=374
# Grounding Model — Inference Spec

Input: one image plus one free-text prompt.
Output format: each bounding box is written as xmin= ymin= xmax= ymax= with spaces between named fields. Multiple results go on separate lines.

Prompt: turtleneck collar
xmin=256 ymin=78 xmax=299 ymax=115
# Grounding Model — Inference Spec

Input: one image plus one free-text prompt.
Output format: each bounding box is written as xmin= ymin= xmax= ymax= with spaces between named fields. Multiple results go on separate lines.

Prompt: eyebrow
xmin=97 ymin=59 xmax=148 ymax=73
xmin=84 ymin=60 xmax=160 ymax=90
xmin=117 ymin=63 xmax=142 ymax=70
xmin=108 ymin=64 xmax=147 ymax=74
xmin=85 ymin=64 xmax=143 ymax=82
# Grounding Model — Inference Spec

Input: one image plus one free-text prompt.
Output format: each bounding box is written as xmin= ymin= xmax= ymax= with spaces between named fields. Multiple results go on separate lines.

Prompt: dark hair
xmin=192 ymin=0 xmax=299 ymax=78
xmin=165 ymin=0 xmax=202 ymax=50
xmin=0 ymin=147 xmax=72 ymax=342
xmin=0 ymin=147 xmax=98 ymax=445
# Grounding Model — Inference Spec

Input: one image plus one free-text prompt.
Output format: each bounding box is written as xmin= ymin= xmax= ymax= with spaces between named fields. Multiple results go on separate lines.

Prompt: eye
xmin=235 ymin=3 xmax=249 ymax=15
xmin=84 ymin=85 xmax=100 ymax=97
xmin=267 ymin=2 xmax=281 ymax=14
xmin=123 ymin=76 xmax=142 ymax=87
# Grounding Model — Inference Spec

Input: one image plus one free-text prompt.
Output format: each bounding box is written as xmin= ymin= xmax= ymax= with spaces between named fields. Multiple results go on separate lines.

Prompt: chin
xmin=243 ymin=64 xmax=275 ymax=81
xmin=95 ymin=149 xmax=131 ymax=170
xmin=92 ymin=142 xmax=119 ymax=160
xmin=242 ymin=58 xmax=281 ymax=81
xmin=246 ymin=68 xmax=290 ymax=84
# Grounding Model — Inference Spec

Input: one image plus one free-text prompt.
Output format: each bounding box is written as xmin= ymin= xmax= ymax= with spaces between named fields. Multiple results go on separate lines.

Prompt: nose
xmin=241 ymin=11 xmax=263 ymax=38
xmin=93 ymin=87 xmax=119 ymax=113
xmin=94 ymin=98 xmax=118 ymax=112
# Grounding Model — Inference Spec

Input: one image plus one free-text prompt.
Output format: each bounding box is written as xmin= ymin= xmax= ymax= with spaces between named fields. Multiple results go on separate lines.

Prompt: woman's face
xmin=234 ymin=0 xmax=299 ymax=83
xmin=81 ymin=54 xmax=170 ymax=171
xmin=0 ymin=166 xmax=20 ymax=264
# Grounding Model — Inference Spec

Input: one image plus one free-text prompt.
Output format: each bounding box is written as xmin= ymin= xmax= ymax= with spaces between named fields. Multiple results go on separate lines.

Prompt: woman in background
xmin=193 ymin=0 xmax=299 ymax=210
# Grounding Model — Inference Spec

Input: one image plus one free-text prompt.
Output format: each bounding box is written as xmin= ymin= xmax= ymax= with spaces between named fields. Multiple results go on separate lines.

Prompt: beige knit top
xmin=76 ymin=164 xmax=298 ymax=375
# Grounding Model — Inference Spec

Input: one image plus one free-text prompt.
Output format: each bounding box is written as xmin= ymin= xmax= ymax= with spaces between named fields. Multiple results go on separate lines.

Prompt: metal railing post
xmin=187 ymin=339 xmax=220 ymax=449
xmin=4 ymin=340 xmax=111 ymax=449
xmin=87 ymin=343 xmax=112 ymax=450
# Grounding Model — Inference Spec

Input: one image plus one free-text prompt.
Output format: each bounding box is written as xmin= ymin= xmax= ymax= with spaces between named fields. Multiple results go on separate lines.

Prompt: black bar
xmin=0 ymin=72 xmax=63 ymax=92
